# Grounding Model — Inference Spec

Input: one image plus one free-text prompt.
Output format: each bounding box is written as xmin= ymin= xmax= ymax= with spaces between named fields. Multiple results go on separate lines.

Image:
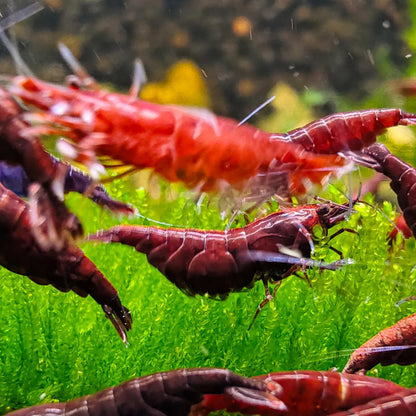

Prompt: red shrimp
xmin=6 ymin=368 xmax=282 ymax=416
xmin=329 ymin=386 xmax=416 ymax=415
xmin=8 ymin=74 xmax=350 ymax=197
xmin=388 ymin=214 xmax=413 ymax=242
xmin=0 ymin=84 xmax=133 ymax=217
xmin=362 ymin=143 xmax=416 ymax=238
xmin=60 ymin=160 xmax=136 ymax=215
xmin=193 ymin=370 xmax=406 ymax=416
xmin=0 ymin=180 xmax=131 ymax=343
xmin=8 ymin=42 xmax=416 ymax=193
xmin=343 ymin=312 xmax=416 ymax=374
xmin=0 ymin=85 xmax=82 ymax=247
xmin=88 ymin=202 xmax=353 ymax=323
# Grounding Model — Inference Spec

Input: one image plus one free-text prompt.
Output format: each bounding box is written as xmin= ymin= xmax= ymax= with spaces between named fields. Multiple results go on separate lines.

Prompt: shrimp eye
xmin=317 ymin=205 xmax=330 ymax=217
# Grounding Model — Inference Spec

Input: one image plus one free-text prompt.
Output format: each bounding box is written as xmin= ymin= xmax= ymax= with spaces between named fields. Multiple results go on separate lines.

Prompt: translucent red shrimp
xmin=343 ymin=312 xmax=416 ymax=375
xmin=0 ymin=180 xmax=131 ymax=343
xmin=9 ymin=74 xmax=349 ymax=198
xmin=8 ymin=44 xmax=416 ymax=198
xmin=88 ymin=202 xmax=353 ymax=324
xmin=193 ymin=370 xmax=406 ymax=416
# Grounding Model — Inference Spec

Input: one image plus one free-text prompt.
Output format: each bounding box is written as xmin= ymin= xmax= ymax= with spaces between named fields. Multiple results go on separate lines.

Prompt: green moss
xmin=1 ymin=182 xmax=416 ymax=414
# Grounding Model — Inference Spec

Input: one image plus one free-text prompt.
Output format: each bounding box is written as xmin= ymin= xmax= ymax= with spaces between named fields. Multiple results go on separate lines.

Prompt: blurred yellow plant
xmin=140 ymin=60 xmax=211 ymax=108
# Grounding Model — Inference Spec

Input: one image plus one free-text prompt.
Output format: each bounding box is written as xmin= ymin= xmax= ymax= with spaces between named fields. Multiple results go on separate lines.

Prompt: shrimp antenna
xmin=304 ymin=345 xmax=416 ymax=365
xmin=129 ymin=58 xmax=147 ymax=98
xmin=58 ymin=42 xmax=98 ymax=89
xmin=0 ymin=1 xmax=43 ymax=76
xmin=0 ymin=1 xmax=43 ymax=31
xmin=134 ymin=210 xmax=188 ymax=228
xmin=314 ymin=194 xmax=354 ymax=211
xmin=395 ymin=295 xmax=416 ymax=307
xmin=238 ymin=95 xmax=275 ymax=126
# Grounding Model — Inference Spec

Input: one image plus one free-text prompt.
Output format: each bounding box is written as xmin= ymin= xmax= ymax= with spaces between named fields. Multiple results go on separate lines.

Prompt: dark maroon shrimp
xmin=0 ymin=181 xmax=131 ymax=343
xmin=194 ymin=370 xmax=406 ymax=416
xmin=329 ymin=386 xmax=416 ymax=416
xmin=343 ymin=312 xmax=416 ymax=375
xmin=362 ymin=143 xmax=416 ymax=237
xmin=88 ymin=202 xmax=353 ymax=322
xmin=0 ymin=85 xmax=82 ymax=246
xmin=6 ymin=368 xmax=283 ymax=416
xmin=277 ymin=109 xmax=416 ymax=154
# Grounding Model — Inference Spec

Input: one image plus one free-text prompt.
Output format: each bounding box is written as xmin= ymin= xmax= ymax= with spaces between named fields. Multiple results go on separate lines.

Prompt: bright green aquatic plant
xmin=0 ymin=181 xmax=416 ymax=414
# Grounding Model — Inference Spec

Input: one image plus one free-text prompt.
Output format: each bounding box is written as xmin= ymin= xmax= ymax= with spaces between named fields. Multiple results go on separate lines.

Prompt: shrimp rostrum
xmin=6 ymin=368 xmax=283 ymax=416
xmin=0 ymin=181 xmax=131 ymax=343
xmin=89 ymin=202 xmax=354 ymax=322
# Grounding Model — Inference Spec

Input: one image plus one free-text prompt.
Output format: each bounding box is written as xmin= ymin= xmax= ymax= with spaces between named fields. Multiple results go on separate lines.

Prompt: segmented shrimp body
xmin=11 ymin=70 xmax=416 ymax=197
xmin=10 ymin=76 xmax=350 ymax=196
xmin=343 ymin=312 xmax=416 ymax=374
xmin=275 ymin=109 xmax=416 ymax=154
xmin=194 ymin=370 xmax=406 ymax=416
xmin=6 ymin=368 xmax=280 ymax=416
xmin=88 ymin=202 xmax=351 ymax=309
xmin=329 ymin=386 xmax=416 ymax=416
xmin=363 ymin=143 xmax=416 ymax=237
xmin=0 ymin=181 xmax=131 ymax=342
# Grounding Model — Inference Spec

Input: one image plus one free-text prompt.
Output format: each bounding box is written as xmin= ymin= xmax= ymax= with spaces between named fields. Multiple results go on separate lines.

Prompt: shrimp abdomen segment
xmin=284 ymin=109 xmax=416 ymax=154
xmin=186 ymin=231 xmax=241 ymax=296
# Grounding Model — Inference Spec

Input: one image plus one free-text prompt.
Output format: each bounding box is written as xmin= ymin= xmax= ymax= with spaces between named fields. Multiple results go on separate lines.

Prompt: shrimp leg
xmin=0 ymin=181 xmax=131 ymax=342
